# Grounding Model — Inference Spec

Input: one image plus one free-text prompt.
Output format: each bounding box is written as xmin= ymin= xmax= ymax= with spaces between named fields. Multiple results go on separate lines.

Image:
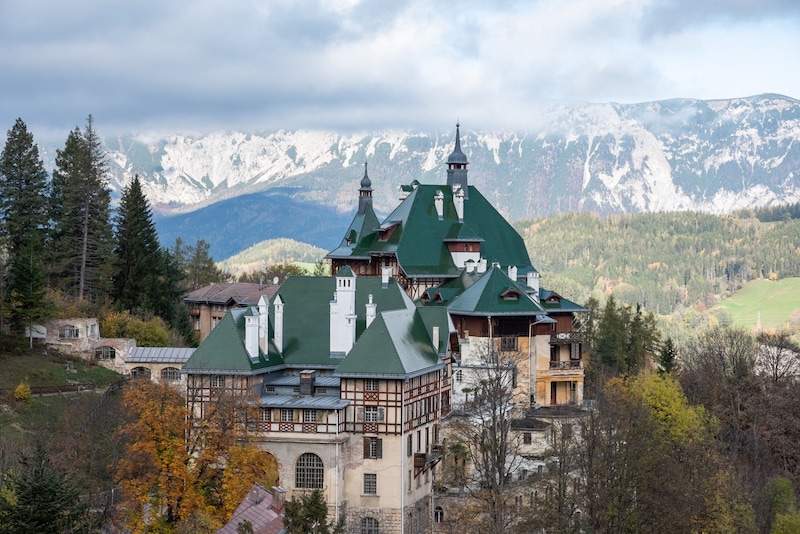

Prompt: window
xmin=161 ymin=367 xmax=180 ymax=381
xmin=295 ymin=453 xmax=324 ymax=489
xmin=211 ymin=375 xmax=225 ymax=388
xmin=434 ymin=507 xmax=444 ymax=523
xmin=131 ymin=366 xmax=151 ymax=379
xmin=455 ymin=369 xmax=463 ymax=383
xmin=363 ymin=473 xmax=377 ymax=495
xmin=407 ymin=435 xmax=413 ymax=456
xmin=501 ymin=336 xmax=518 ymax=351
xmin=523 ymin=432 xmax=532 ymax=445
xmin=364 ymin=437 xmax=383 ymax=459
xmin=60 ymin=325 xmax=80 ymax=339
xmin=365 ymin=406 xmax=379 ymax=422
xmin=365 ymin=378 xmax=378 ymax=392
xmin=361 ymin=517 xmax=379 ymax=534
xmin=259 ymin=408 xmax=270 ymax=422
xmin=94 ymin=346 xmax=115 ymax=360
xmin=281 ymin=409 xmax=294 ymax=422
xmin=265 ymin=386 xmax=276 ymax=393
xmin=303 ymin=409 xmax=317 ymax=423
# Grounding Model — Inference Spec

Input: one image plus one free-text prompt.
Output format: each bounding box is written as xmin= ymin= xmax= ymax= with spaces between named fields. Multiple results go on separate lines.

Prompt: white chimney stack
xmin=477 ymin=258 xmax=487 ymax=273
xmin=366 ymin=294 xmax=376 ymax=328
xmin=434 ymin=190 xmax=444 ymax=220
xmin=274 ymin=294 xmax=284 ymax=353
xmin=454 ymin=187 xmax=464 ymax=222
xmin=381 ymin=266 xmax=392 ymax=288
xmin=508 ymin=265 xmax=518 ymax=282
xmin=258 ymin=295 xmax=269 ymax=354
xmin=527 ymin=271 xmax=540 ymax=302
xmin=432 ymin=326 xmax=440 ymax=352
xmin=245 ymin=310 xmax=259 ymax=362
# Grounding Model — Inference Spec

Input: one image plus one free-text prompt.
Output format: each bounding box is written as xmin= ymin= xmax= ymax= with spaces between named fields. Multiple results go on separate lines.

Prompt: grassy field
xmin=0 ymin=347 xmax=122 ymax=440
xmin=711 ymin=277 xmax=800 ymax=330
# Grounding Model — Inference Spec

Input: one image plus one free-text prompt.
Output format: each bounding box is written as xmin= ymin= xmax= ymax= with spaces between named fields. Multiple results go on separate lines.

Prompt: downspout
xmin=335 ymin=408 xmax=340 ymax=526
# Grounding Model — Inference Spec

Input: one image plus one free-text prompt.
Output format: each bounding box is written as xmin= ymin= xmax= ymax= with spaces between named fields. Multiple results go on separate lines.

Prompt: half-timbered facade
xmin=182 ymin=268 xmax=453 ymax=533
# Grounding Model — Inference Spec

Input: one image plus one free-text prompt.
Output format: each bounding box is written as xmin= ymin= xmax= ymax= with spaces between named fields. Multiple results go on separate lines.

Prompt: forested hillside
xmin=518 ymin=211 xmax=800 ymax=316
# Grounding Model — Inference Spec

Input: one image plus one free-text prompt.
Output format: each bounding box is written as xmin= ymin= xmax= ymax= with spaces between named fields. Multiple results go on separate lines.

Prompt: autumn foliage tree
xmin=115 ymin=380 xmax=278 ymax=533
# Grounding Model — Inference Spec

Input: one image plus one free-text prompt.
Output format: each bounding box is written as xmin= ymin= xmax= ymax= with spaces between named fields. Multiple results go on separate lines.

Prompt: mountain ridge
xmin=86 ymin=93 xmax=800 ymax=258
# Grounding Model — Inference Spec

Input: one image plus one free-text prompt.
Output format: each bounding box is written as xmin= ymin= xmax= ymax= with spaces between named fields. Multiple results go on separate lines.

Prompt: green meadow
xmin=711 ymin=277 xmax=800 ymax=330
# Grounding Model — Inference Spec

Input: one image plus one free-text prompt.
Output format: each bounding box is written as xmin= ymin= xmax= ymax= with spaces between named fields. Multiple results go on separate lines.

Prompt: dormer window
xmin=501 ymin=289 xmax=522 ymax=301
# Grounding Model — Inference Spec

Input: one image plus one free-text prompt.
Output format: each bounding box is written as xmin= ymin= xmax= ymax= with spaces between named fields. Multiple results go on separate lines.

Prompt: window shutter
xmin=357 ymin=407 xmax=364 ymax=422
xmin=363 ymin=437 xmax=370 ymax=459
xmin=376 ymin=438 xmax=383 ymax=458
xmin=316 ymin=410 xmax=324 ymax=422
xmin=378 ymin=407 xmax=385 ymax=422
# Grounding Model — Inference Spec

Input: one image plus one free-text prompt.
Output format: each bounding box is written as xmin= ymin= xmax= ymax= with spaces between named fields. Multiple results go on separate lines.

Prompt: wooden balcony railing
xmin=550 ymin=332 xmax=581 ymax=345
xmin=549 ymin=360 xmax=582 ymax=370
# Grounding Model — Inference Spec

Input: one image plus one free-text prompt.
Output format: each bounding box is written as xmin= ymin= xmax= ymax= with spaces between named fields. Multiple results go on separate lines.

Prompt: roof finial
xmin=360 ymin=161 xmax=372 ymax=189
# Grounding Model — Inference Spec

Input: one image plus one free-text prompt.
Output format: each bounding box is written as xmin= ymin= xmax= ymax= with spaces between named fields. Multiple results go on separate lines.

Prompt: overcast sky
xmin=2 ymin=0 xmax=799 ymax=143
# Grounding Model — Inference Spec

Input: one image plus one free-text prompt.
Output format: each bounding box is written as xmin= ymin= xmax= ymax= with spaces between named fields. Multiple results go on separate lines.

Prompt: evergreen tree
xmin=185 ymin=239 xmax=225 ymax=290
xmin=0 ymin=119 xmax=50 ymax=333
xmin=112 ymin=175 xmax=161 ymax=312
xmin=49 ymin=115 xmax=113 ymax=303
xmin=0 ymin=442 xmax=88 ymax=533
xmin=284 ymin=489 xmax=331 ymax=534
xmin=7 ymin=234 xmax=52 ymax=343
xmin=658 ymin=337 xmax=678 ymax=375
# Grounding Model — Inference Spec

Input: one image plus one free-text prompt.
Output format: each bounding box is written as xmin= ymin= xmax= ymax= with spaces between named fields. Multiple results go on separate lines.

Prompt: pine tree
xmin=49 ymin=115 xmax=113 ymax=303
xmin=112 ymin=175 xmax=161 ymax=313
xmin=185 ymin=239 xmax=225 ymax=290
xmin=0 ymin=442 xmax=88 ymax=533
xmin=0 ymin=118 xmax=50 ymax=334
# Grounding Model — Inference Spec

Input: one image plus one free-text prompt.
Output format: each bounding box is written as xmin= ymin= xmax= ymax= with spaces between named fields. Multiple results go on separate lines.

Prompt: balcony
xmin=549 ymin=360 xmax=582 ymax=370
xmin=550 ymin=332 xmax=581 ymax=345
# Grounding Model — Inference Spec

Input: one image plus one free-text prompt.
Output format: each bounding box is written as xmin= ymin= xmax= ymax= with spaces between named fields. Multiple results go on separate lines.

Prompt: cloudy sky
xmin=2 ymin=0 xmax=799 ymax=142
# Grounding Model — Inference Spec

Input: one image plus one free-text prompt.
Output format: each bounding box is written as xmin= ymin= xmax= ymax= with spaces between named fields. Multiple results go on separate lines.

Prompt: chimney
xmin=258 ymin=295 xmax=269 ymax=353
xmin=366 ymin=294 xmax=377 ymax=328
xmin=477 ymin=258 xmax=487 ymax=274
xmin=245 ymin=309 xmax=259 ymax=362
xmin=331 ymin=267 xmax=357 ymax=355
xmin=508 ymin=265 xmax=518 ymax=282
xmin=454 ymin=187 xmax=464 ymax=222
xmin=300 ymin=370 xmax=315 ymax=396
xmin=272 ymin=486 xmax=286 ymax=511
xmin=381 ymin=266 xmax=392 ymax=288
xmin=274 ymin=294 xmax=284 ymax=353
xmin=527 ymin=271 xmax=541 ymax=302
xmin=432 ymin=326 xmax=440 ymax=352
xmin=434 ymin=190 xmax=444 ymax=220
xmin=465 ymin=260 xmax=475 ymax=274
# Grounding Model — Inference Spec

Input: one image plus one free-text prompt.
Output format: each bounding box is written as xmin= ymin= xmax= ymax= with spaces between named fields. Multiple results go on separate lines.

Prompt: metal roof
xmin=127 ymin=347 xmax=195 ymax=364
xmin=259 ymin=394 xmax=349 ymax=409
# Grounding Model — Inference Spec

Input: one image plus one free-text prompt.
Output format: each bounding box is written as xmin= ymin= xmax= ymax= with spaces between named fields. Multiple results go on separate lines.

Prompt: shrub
xmin=14 ymin=381 xmax=31 ymax=403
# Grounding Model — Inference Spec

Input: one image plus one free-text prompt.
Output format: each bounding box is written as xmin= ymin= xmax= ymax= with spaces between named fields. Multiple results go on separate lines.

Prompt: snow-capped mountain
xmin=104 ymin=94 xmax=800 ymax=224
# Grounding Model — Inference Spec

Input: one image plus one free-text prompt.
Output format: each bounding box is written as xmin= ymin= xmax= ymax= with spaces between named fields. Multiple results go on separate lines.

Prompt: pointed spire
xmin=360 ymin=161 xmax=372 ymax=190
xmin=446 ymin=122 xmax=469 ymax=196
xmin=447 ymin=122 xmax=468 ymax=165
xmin=358 ymin=161 xmax=373 ymax=214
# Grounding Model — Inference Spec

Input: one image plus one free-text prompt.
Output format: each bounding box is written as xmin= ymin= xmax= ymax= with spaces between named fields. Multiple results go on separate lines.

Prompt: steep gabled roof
xmin=183 ymin=308 xmax=281 ymax=374
xmin=271 ymin=275 xmax=414 ymax=367
xmin=418 ymin=269 xmax=483 ymax=306
xmin=327 ymin=202 xmax=381 ymax=260
xmin=446 ymin=265 xmax=545 ymax=316
xmin=539 ymin=289 xmax=588 ymax=314
xmin=335 ymin=309 xmax=442 ymax=378
xmin=328 ymin=184 xmax=535 ymax=279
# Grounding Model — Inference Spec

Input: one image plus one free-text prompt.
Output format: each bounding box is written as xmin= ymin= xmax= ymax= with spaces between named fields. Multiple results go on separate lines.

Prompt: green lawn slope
xmin=711 ymin=277 xmax=800 ymax=330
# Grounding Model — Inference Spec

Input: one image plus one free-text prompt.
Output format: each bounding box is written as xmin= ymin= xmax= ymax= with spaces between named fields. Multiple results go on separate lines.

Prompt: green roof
xmin=271 ymin=275 xmax=414 ymax=367
xmin=446 ymin=265 xmax=545 ymax=316
xmin=328 ymin=184 xmax=535 ymax=278
xmin=539 ymin=290 xmax=589 ymax=314
xmin=183 ymin=308 xmax=281 ymax=373
xmin=327 ymin=200 xmax=381 ymax=259
xmin=335 ymin=309 xmax=443 ymax=378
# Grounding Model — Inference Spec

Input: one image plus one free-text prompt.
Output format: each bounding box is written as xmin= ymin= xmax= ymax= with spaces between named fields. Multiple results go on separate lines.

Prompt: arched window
xmin=131 ymin=366 xmax=151 ymax=379
xmin=161 ymin=367 xmax=180 ymax=381
xmin=361 ymin=517 xmax=379 ymax=534
xmin=295 ymin=453 xmax=324 ymax=489
xmin=434 ymin=506 xmax=444 ymax=523
xmin=94 ymin=346 xmax=115 ymax=359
